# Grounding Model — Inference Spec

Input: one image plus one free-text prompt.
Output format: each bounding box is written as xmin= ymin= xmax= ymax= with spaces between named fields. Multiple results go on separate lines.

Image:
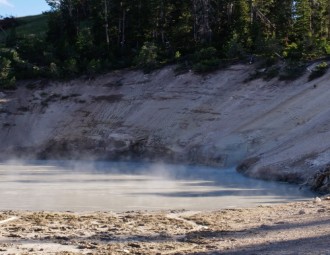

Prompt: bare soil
xmin=1 ymin=197 xmax=329 ymax=255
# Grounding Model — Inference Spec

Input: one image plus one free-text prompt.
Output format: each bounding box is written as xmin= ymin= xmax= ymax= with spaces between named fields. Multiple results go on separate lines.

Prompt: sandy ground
xmin=0 ymin=197 xmax=329 ymax=255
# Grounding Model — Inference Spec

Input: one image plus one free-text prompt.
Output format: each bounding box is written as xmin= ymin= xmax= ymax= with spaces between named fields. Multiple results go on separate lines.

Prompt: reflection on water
xmin=0 ymin=160 xmax=315 ymax=212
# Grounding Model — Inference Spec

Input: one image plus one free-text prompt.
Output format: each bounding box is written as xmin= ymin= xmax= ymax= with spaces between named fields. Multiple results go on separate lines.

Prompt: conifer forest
xmin=1 ymin=0 xmax=330 ymax=87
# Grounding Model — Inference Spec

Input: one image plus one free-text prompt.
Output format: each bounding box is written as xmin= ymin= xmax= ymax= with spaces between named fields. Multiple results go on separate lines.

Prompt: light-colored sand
xmin=0 ymin=197 xmax=329 ymax=254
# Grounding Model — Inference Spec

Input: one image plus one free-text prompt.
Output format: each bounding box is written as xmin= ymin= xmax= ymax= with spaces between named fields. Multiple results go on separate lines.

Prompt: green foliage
xmin=283 ymin=39 xmax=330 ymax=61
xmin=86 ymin=59 xmax=101 ymax=75
xmin=1 ymin=0 xmax=330 ymax=82
xmin=294 ymin=0 xmax=313 ymax=40
xmin=193 ymin=59 xmax=220 ymax=73
xmin=0 ymin=48 xmax=45 ymax=80
xmin=271 ymin=0 xmax=294 ymax=41
xmin=323 ymin=43 xmax=330 ymax=55
xmin=0 ymin=48 xmax=26 ymax=86
xmin=0 ymin=57 xmax=16 ymax=89
xmin=193 ymin=47 xmax=220 ymax=73
xmin=309 ymin=62 xmax=329 ymax=81
xmin=16 ymin=35 xmax=50 ymax=65
xmin=75 ymin=28 xmax=94 ymax=60
xmin=283 ymin=43 xmax=303 ymax=60
xmin=301 ymin=38 xmax=330 ymax=60
xmin=5 ymin=28 xmax=17 ymax=47
xmin=63 ymin=58 xmax=79 ymax=78
xmin=279 ymin=61 xmax=306 ymax=80
xmin=48 ymin=62 xmax=59 ymax=78
xmin=258 ymin=39 xmax=283 ymax=57
xmin=135 ymin=42 xmax=159 ymax=72
xmin=174 ymin=51 xmax=181 ymax=61
xmin=224 ymin=37 xmax=246 ymax=59
xmin=15 ymin=14 xmax=49 ymax=37
xmin=194 ymin=47 xmax=217 ymax=62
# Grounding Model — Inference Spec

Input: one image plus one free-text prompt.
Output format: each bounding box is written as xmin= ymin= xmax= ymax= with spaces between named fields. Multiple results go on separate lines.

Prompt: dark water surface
xmin=0 ymin=160 xmax=315 ymax=211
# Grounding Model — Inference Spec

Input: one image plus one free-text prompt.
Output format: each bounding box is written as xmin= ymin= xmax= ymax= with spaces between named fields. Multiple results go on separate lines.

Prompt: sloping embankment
xmin=0 ymin=64 xmax=329 ymax=192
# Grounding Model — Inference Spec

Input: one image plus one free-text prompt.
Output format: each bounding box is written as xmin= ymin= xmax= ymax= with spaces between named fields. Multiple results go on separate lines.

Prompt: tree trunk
xmin=104 ymin=0 xmax=110 ymax=49
xmin=121 ymin=8 xmax=126 ymax=48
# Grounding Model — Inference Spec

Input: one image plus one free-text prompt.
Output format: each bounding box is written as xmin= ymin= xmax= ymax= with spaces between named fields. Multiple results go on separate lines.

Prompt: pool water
xmin=0 ymin=160 xmax=315 ymax=211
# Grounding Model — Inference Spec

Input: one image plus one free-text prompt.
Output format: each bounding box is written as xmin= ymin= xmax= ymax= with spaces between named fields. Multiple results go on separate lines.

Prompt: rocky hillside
xmin=0 ymin=64 xmax=329 ymax=192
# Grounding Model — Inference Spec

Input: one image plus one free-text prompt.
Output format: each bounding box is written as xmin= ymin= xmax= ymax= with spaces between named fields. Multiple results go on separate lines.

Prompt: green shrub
xmin=193 ymin=47 xmax=220 ymax=73
xmin=284 ymin=39 xmax=330 ymax=61
xmin=279 ymin=61 xmax=306 ymax=80
xmin=283 ymin=43 xmax=303 ymax=60
xmin=193 ymin=58 xmax=220 ymax=73
xmin=309 ymin=62 xmax=328 ymax=81
xmin=301 ymin=38 xmax=330 ymax=60
xmin=0 ymin=47 xmax=45 ymax=80
xmin=0 ymin=57 xmax=16 ymax=89
xmin=194 ymin=47 xmax=217 ymax=61
xmin=174 ymin=51 xmax=181 ymax=60
xmin=323 ymin=43 xmax=330 ymax=55
xmin=0 ymin=49 xmax=19 ymax=87
xmin=0 ymin=48 xmax=21 ymax=62
xmin=48 ymin=62 xmax=59 ymax=78
xmin=62 ymin=58 xmax=79 ymax=78
xmin=224 ymin=37 xmax=245 ymax=59
xmin=16 ymin=35 xmax=49 ymax=65
xmin=87 ymin=59 xmax=101 ymax=75
xmin=135 ymin=42 xmax=159 ymax=72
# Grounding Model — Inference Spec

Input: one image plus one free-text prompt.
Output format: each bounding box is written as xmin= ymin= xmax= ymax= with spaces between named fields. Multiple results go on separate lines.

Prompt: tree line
xmin=1 ymin=0 xmax=330 ymax=87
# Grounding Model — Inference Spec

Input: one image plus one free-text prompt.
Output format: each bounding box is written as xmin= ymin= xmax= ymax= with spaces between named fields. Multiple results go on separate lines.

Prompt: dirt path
xmin=0 ymin=197 xmax=329 ymax=255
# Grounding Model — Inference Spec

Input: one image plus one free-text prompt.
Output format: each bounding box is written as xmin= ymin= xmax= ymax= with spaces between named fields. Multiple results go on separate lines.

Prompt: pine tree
xmin=271 ymin=0 xmax=294 ymax=43
xmin=310 ymin=0 xmax=328 ymax=38
xmin=232 ymin=0 xmax=250 ymax=43
xmin=192 ymin=0 xmax=213 ymax=43
xmin=294 ymin=0 xmax=312 ymax=40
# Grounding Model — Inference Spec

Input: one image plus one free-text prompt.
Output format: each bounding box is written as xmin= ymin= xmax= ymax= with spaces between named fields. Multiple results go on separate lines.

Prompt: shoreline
xmin=1 ymin=198 xmax=329 ymax=254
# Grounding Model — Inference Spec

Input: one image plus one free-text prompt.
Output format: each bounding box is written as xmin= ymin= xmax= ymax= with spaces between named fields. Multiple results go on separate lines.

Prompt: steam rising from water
xmin=0 ymin=160 xmax=315 ymax=212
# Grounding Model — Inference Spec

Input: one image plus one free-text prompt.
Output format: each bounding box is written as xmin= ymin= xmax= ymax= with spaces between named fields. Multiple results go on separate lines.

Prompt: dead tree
xmin=251 ymin=1 xmax=276 ymax=33
xmin=104 ymin=0 xmax=110 ymax=49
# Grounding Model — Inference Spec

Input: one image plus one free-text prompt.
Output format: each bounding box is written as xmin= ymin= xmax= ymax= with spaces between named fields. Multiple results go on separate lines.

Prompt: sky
xmin=0 ymin=0 xmax=50 ymax=17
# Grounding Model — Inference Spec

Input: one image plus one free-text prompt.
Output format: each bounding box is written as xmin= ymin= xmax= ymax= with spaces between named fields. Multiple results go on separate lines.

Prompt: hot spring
xmin=0 ymin=160 xmax=314 ymax=211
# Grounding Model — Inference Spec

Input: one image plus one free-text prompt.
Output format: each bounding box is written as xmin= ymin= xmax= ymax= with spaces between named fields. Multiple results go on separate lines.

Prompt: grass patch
xmin=0 ymin=14 xmax=49 ymax=43
xmin=16 ymin=14 xmax=49 ymax=37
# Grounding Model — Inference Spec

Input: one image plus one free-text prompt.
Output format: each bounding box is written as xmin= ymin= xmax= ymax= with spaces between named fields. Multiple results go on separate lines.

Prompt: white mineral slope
xmin=0 ymin=64 xmax=329 ymax=191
